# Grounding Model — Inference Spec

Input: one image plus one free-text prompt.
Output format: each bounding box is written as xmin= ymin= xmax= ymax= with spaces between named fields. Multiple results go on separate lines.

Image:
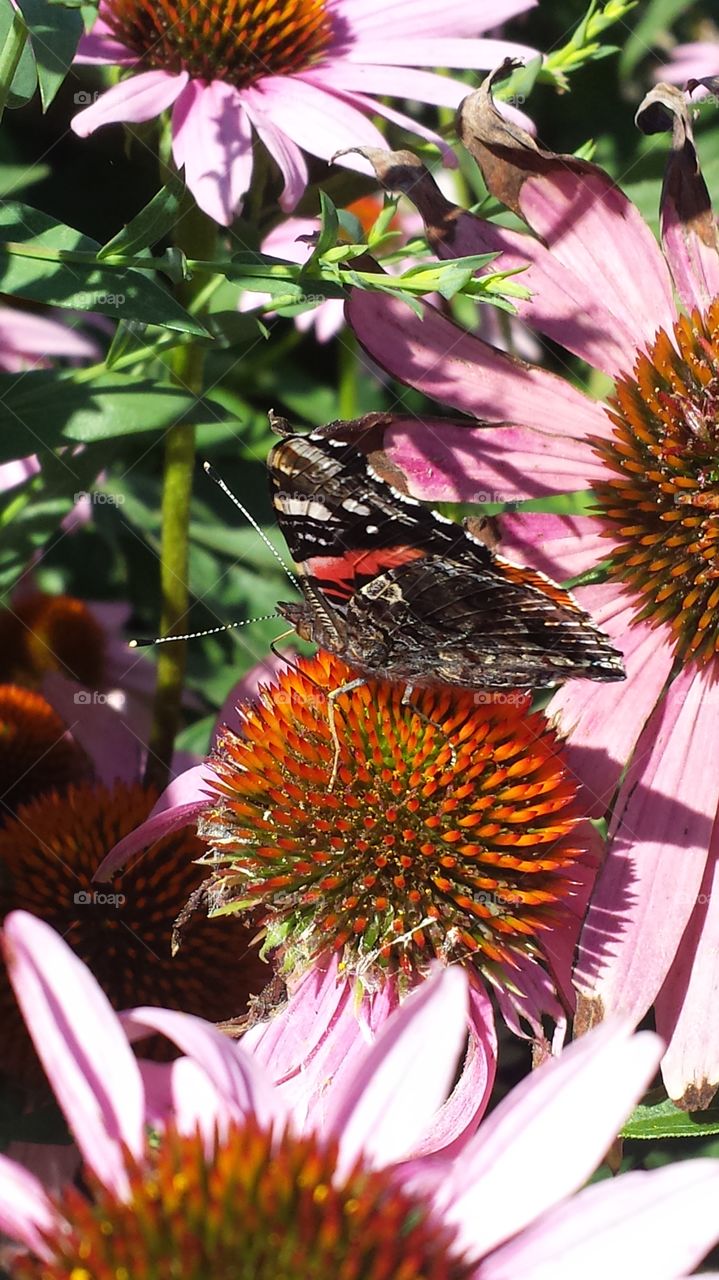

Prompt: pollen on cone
xmin=199 ymin=652 xmax=591 ymax=989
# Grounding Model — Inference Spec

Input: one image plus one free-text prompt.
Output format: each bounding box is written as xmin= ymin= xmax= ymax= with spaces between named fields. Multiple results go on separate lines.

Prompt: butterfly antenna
xmin=203 ymin=460 xmax=301 ymax=592
xmin=130 ymin=614 xmax=280 ymax=648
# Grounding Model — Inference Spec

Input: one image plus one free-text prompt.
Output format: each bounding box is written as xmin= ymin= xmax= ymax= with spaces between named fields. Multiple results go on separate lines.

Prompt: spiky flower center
xmin=594 ymin=300 xmax=719 ymax=662
xmin=0 ymin=781 xmax=266 ymax=1079
xmin=14 ymin=1120 xmax=472 ymax=1280
xmin=0 ymin=684 xmax=91 ymax=818
xmin=199 ymin=653 xmax=586 ymax=986
xmin=0 ymin=590 xmax=106 ymax=688
xmin=105 ymin=0 xmax=335 ymax=88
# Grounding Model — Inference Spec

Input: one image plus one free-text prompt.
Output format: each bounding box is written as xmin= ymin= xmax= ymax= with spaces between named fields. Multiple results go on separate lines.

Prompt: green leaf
xmin=0 ymin=371 xmax=229 ymax=458
xmin=0 ymin=0 xmax=37 ymax=110
xmin=622 ymin=1097 xmax=719 ymax=1139
xmin=0 ymin=202 xmax=208 ymax=335
xmin=619 ymin=0 xmax=695 ymax=77
xmin=0 ymin=446 xmax=109 ymax=598
xmin=17 ymin=0 xmax=83 ymax=109
xmin=98 ymin=175 xmax=187 ymax=260
xmin=312 ymin=190 xmax=340 ymax=259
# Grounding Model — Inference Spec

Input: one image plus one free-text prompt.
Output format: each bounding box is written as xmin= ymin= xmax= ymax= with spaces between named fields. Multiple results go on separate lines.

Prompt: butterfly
xmin=267 ymin=412 xmax=625 ymax=692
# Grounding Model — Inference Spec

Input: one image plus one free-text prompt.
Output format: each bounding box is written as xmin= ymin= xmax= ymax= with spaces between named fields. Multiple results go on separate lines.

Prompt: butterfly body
xmin=269 ymin=415 xmax=625 ymax=691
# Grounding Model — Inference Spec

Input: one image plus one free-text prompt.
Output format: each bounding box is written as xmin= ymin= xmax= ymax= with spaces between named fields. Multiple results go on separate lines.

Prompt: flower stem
xmin=144 ymin=195 xmax=216 ymax=791
xmin=337 ymin=331 xmax=360 ymax=420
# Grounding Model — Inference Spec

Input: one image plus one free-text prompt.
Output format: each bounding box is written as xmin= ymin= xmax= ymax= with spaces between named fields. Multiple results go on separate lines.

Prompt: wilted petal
xmin=636 ymin=83 xmax=719 ymax=315
xmin=354 ymin=148 xmax=639 ymax=376
xmin=457 ymin=73 xmax=677 ymax=352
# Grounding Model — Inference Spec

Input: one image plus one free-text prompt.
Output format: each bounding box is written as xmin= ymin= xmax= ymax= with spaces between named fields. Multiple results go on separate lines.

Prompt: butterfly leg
xmin=400 ymin=683 xmax=458 ymax=767
xmin=327 ymin=678 xmax=367 ymax=790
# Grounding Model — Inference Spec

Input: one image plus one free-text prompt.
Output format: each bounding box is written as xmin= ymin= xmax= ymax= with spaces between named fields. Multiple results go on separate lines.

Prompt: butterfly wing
xmin=268 ymin=426 xmax=473 ymax=605
xmin=268 ymin=422 xmax=625 ymax=687
xmin=343 ymin=555 xmax=625 ymax=688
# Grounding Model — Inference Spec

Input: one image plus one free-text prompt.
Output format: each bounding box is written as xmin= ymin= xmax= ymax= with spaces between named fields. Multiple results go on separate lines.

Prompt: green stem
xmin=0 ymin=10 xmax=27 ymax=121
xmin=143 ymin=195 xmax=216 ymax=791
xmin=337 ymin=330 xmax=359 ymax=420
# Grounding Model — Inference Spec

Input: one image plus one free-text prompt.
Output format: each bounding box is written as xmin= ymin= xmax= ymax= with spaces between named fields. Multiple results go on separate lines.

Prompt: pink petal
xmin=336 ymin=0 xmax=536 ymax=41
xmin=655 ymin=820 xmax=719 ymax=1107
xmin=342 ymin=37 xmax=538 ymax=68
xmin=250 ymin=75 xmax=386 ymax=170
xmin=319 ymin=84 xmax=456 ymax=163
xmin=121 ymin=1007 xmax=283 ymax=1131
xmin=41 ymin=672 xmax=141 ymax=786
xmin=307 ymin=61 xmax=490 ymax=107
xmin=74 ymin=11 xmax=137 ymax=65
xmin=326 ymin=966 xmax=468 ymax=1173
xmin=0 ymin=308 xmax=98 ymax=360
xmin=242 ymin=94 xmax=308 ymax=211
xmin=575 ymin=665 xmax=719 ymax=1029
xmin=498 ymin=512 xmax=618 ymax=581
xmin=659 ymin=42 xmax=719 ymax=85
xmin=549 ymin=583 xmax=674 ymax=815
xmin=163 ymin=1056 xmax=236 ymax=1143
xmin=74 ymin=25 xmax=137 ymax=65
xmin=409 ymin=981 xmax=497 ymax=1159
xmin=426 ymin=213 xmax=637 ymax=377
xmin=348 ymin=152 xmax=633 ymax=375
xmin=172 ymin=81 xmax=253 ymax=225
xmin=480 ymin=1161 xmax=719 ymax=1280
xmin=383 ymin=416 xmax=606 ymax=505
xmin=94 ymin=763 xmax=216 ymax=881
xmin=2 ymin=913 xmax=145 ymax=1197
xmin=246 ymin=955 xmax=405 ymax=1132
xmin=71 ymin=70 xmax=188 ymax=136
xmin=441 ymin=1021 xmax=662 ymax=1259
xmin=493 ymin=948 xmax=568 ymax=1048
xmin=515 ymin=167 xmax=677 ymax=356
xmin=0 ymin=1156 xmax=57 ymax=1261
xmin=348 ymin=293 xmax=610 ymax=437
xmin=0 ymin=456 xmax=39 ymax=491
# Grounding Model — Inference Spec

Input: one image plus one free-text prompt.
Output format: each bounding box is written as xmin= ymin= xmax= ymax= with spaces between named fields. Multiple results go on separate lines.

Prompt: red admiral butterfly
xmin=268 ymin=413 xmax=625 ymax=691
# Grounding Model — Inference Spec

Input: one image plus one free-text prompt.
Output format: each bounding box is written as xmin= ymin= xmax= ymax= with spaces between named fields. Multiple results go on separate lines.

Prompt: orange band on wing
xmin=307 ymin=545 xmax=426 ymax=602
